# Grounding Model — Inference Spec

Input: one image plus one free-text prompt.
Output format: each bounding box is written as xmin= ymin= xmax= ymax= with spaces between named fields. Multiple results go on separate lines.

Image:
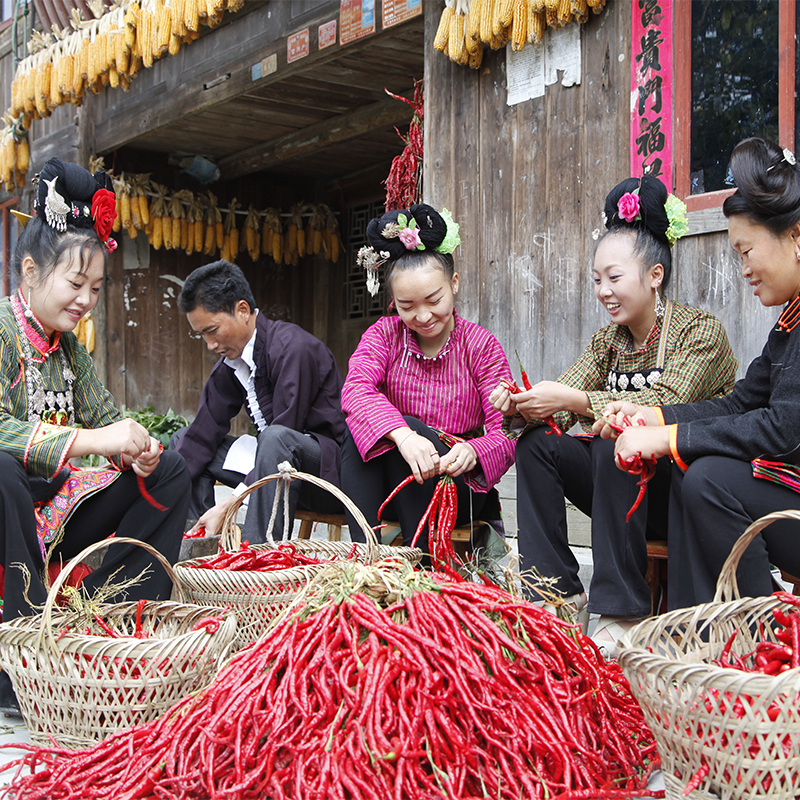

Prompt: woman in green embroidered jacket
xmin=491 ymin=175 xmax=738 ymax=656
xmin=0 ymin=158 xmax=190 ymax=711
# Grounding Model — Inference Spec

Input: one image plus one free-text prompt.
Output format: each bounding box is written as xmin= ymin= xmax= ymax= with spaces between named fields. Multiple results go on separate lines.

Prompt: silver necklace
xmin=12 ymin=295 xmax=75 ymax=425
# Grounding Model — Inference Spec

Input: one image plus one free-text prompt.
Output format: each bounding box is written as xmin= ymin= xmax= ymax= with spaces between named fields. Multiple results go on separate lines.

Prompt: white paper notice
xmin=222 ymin=434 xmax=257 ymax=476
xmin=506 ymin=24 xmax=581 ymax=106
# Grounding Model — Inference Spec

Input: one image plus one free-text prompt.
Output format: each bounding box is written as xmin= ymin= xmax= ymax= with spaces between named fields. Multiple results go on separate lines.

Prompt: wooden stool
xmin=295 ymin=510 xmax=346 ymax=542
xmin=645 ymin=539 xmax=669 ymax=616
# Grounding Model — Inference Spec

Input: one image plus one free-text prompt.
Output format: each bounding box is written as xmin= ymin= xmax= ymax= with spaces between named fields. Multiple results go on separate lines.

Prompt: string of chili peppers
xmin=383 ymin=80 xmax=424 ymax=211
xmin=608 ymin=416 xmax=657 ymax=523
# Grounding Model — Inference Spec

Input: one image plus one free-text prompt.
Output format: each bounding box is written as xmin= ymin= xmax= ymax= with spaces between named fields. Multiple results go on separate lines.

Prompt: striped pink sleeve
xmin=341 ymin=320 xmax=407 ymax=460
xmin=462 ymin=327 xmax=516 ymax=491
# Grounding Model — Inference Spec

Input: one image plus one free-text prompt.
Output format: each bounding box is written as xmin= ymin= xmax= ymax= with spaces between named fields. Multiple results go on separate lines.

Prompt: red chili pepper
xmin=134 ymin=598 xmax=147 ymax=639
xmin=377 ymin=474 xmax=416 ymax=521
xmin=683 ymin=765 xmax=709 ymax=797
xmin=136 ymin=474 xmax=167 ymax=512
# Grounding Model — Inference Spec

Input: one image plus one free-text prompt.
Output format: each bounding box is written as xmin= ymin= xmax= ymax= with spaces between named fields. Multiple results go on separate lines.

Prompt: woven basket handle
xmin=35 ymin=536 xmax=184 ymax=651
xmin=219 ymin=462 xmax=379 ymax=562
xmin=713 ymin=509 xmax=800 ymax=603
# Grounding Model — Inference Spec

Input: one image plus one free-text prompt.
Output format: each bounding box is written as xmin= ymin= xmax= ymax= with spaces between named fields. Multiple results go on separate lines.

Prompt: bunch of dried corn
xmin=435 ymin=0 xmax=602 ymax=64
xmin=202 ymin=190 xmax=222 ymax=255
xmin=282 ymin=203 xmax=307 ymax=265
xmin=243 ymin=205 xmax=262 ymax=261
xmin=186 ymin=194 xmax=205 ymax=255
xmin=5 ymin=0 xmax=248 ymax=147
xmin=261 ymin=207 xmax=282 ymax=262
xmin=0 ymin=116 xmax=30 ymax=194
xmin=220 ymin=197 xmax=240 ymax=263
xmin=166 ymin=190 xmax=191 ymax=250
xmin=73 ymin=311 xmax=96 ymax=353
xmin=307 ymin=206 xmax=326 ymax=257
xmin=148 ymin=184 xmax=169 ymax=250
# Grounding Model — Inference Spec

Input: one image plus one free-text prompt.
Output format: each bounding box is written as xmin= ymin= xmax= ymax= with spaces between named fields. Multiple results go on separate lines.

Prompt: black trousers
xmin=171 ymin=426 xmax=341 ymax=544
xmin=340 ymin=416 xmax=488 ymax=552
xmin=667 ymin=455 xmax=800 ymax=610
xmin=0 ymin=450 xmax=190 ymax=622
xmin=515 ymin=426 xmax=670 ymax=616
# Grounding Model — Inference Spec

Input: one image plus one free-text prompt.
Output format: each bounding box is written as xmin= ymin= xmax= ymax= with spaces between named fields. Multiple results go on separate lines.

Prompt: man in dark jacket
xmin=171 ymin=260 xmax=345 ymax=543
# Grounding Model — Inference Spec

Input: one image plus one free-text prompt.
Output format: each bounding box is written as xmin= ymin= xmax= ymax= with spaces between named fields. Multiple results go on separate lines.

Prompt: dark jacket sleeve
xmin=661 ymin=326 xmax=800 ymax=464
xmin=174 ymin=358 xmax=244 ymax=482
xmin=255 ymin=318 xmax=345 ymax=486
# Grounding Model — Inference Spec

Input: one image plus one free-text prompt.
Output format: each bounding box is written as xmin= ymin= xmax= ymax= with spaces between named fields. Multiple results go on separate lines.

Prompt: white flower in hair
xmin=784 ymin=148 xmax=797 ymax=166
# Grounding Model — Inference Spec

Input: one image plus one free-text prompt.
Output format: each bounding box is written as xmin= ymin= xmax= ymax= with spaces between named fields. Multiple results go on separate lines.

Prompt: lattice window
xmin=344 ymin=200 xmax=388 ymax=320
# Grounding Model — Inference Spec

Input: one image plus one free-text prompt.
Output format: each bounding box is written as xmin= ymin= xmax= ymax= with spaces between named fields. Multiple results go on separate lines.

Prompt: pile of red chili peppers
xmin=0 ymin=563 xmax=662 ymax=800
xmin=189 ymin=542 xmax=329 ymax=573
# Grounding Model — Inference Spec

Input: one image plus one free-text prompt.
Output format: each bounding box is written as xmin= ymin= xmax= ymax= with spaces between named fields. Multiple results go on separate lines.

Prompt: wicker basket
xmin=174 ymin=464 xmax=422 ymax=650
xmin=0 ymin=537 xmax=237 ymax=750
xmin=617 ymin=510 xmax=800 ymax=800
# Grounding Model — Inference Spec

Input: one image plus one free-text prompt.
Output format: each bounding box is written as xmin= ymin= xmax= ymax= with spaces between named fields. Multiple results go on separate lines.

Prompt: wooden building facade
xmin=0 ymin=0 xmax=793 ymax=421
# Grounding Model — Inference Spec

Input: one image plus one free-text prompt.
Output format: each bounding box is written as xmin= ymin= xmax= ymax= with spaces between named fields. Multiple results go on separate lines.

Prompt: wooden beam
xmin=89 ymin=2 xmax=421 ymax=155
xmin=218 ymin=95 xmax=413 ymax=179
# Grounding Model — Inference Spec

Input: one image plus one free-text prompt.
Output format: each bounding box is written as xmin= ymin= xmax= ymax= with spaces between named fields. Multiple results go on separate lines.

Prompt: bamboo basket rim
xmin=34 ymin=535 xmax=185 ymax=652
xmin=218 ymin=461 xmax=380 ymax=560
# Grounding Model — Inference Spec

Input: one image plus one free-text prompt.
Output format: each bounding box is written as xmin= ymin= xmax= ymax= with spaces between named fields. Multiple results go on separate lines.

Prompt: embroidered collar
xmin=777 ymin=295 xmax=800 ymax=332
xmin=11 ymin=289 xmax=62 ymax=358
xmin=400 ymin=310 xmax=459 ymax=368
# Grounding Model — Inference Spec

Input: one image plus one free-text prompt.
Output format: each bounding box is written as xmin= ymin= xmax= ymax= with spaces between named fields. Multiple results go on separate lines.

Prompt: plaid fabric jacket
xmin=0 ymin=293 xmax=122 ymax=478
xmin=504 ymin=302 xmax=738 ymax=439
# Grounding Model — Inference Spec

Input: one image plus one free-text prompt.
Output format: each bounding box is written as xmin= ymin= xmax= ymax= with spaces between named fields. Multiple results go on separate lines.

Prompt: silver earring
xmin=654 ymin=291 xmax=665 ymax=316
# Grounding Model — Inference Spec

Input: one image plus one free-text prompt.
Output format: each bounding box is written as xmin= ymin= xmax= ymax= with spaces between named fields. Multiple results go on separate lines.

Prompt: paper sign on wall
xmin=340 ymin=0 xmax=376 ymax=45
xmin=383 ymin=0 xmax=422 ymax=29
xmin=506 ymin=25 xmax=580 ymax=106
xmin=287 ymin=29 xmax=310 ymax=63
xmin=319 ymin=19 xmax=337 ymax=49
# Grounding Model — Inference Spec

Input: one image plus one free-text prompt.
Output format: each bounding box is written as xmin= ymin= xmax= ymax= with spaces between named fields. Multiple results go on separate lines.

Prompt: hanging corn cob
xmin=169 ymin=190 xmax=190 ymax=250
xmin=244 ymin=205 xmax=261 ymax=261
xmin=202 ymin=191 xmax=222 ymax=255
xmin=319 ymin=204 xmax=342 ymax=264
xmin=307 ymin=206 xmax=325 ymax=257
xmin=148 ymin=184 xmax=169 ymax=250
xmin=221 ymin=198 xmax=240 ymax=263
xmin=186 ymin=193 xmax=205 ymax=255
xmin=262 ymin=207 xmax=282 ymax=262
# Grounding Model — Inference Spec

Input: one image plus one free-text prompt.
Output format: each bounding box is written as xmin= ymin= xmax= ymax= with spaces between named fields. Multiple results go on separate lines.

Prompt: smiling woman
xmin=492 ymin=175 xmax=738 ymax=656
xmin=0 ymin=157 xmax=190 ymax=714
xmin=596 ymin=137 xmax=800 ymax=616
xmin=341 ymin=204 xmax=516 ymax=558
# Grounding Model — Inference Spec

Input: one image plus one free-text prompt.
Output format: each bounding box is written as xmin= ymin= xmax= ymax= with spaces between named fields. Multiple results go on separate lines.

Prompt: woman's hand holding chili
xmin=489 ymin=382 xmax=515 ymax=415
xmin=614 ymin=425 xmax=671 ymax=468
xmin=394 ymin=429 xmax=440 ymax=483
xmin=131 ymin=437 xmax=162 ymax=478
xmin=592 ymin=401 xmax=660 ymax=438
xmin=70 ymin=418 xmax=152 ymax=461
xmin=440 ymin=442 xmax=477 ymax=477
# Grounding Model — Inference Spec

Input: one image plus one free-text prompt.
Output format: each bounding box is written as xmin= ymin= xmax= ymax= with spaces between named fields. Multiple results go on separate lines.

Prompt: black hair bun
xmin=34 ymin=157 xmax=112 ymax=230
xmin=604 ymin=175 xmax=669 ymax=243
xmin=365 ymin=203 xmax=447 ymax=261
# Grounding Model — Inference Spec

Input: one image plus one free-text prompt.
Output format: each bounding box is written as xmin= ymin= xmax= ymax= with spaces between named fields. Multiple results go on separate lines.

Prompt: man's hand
xmin=186 ymin=493 xmax=238 ymax=537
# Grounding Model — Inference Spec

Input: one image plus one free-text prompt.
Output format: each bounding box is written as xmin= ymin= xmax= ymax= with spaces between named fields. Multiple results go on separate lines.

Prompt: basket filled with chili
xmin=173 ymin=462 xmax=422 ymax=649
xmin=0 ymin=537 xmax=237 ymax=750
xmin=617 ymin=510 xmax=800 ymax=800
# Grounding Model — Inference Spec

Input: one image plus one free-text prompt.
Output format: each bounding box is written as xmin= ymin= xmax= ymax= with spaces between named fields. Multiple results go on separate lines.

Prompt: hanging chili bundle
xmin=383 ymin=80 xmax=424 ymax=211
xmin=0 ymin=561 xmax=662 ymax=800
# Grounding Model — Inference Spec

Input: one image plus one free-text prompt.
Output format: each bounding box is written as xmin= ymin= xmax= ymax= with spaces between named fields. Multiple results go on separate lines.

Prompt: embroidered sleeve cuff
xmin=669 ymin=424 xmax=689 ymax=471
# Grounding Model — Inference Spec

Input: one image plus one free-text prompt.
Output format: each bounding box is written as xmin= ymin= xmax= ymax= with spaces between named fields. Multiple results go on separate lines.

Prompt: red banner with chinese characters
xmin=631 ymin=0 xmax=673 ymax=190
